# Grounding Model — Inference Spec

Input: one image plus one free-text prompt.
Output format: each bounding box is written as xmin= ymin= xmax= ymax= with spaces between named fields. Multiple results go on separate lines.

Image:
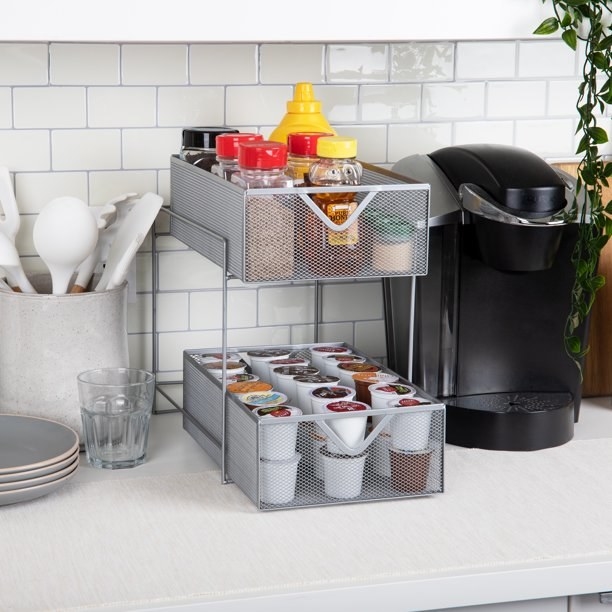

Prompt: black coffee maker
xmin=384 ymin=144 xmax=587 ymax=451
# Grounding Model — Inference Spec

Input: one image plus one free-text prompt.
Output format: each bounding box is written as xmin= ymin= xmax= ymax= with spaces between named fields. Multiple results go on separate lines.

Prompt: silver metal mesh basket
xmin=183 ymin=344 xmax=445 ymax=511
xmin=170 ymin=156 xmax=430 ymax=283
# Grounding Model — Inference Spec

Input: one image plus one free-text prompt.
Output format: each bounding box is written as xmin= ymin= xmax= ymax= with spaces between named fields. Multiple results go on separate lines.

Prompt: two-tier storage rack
xmin=152 ymin=155 xmax=444 ymax=510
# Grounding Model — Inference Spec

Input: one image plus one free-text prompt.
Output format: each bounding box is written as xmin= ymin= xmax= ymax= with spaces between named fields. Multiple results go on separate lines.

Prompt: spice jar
xmin=231 ymin=141 xmax=293 ymax=189
xmin=364 ymin=209 xmax=415 ymax=274
xmin=180 ymin=127 xmax=239 ymax=171
xmin=286 ymin=131 xmax=332 ymax=186
xmin=211 ymin=132 xmax=264 ymax=181
xmin=304 ymin=136 xmax=364 ymax=277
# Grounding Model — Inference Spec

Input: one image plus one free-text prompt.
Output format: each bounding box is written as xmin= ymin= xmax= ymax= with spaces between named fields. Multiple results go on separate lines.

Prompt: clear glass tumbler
xmin=77 ymin=368 xmax=155 ymax=469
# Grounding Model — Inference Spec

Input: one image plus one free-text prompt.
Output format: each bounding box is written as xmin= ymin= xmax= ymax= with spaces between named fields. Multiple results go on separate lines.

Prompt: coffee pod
xmin=353 ymin=371 xmax=399 ymax=405
xmin=388 ymin=396 xmax=434 ymax=452
xmin=254 ymin=405 xmax=302 ymax=461
xmin=293 ymin=375 xmax=340 ymax=414
xmin=369 ymin=382 xmax=418 ymax=432
xmin=322 ymin=353 xmax=366 ymax=377
xmin=274 ymin=365 xmax=319 ymax=403
xmin=226 ymin=372 xmax=260 ymax=384
xmin=389 ymin=447 xmax=432 ymax=494
xmin=309 ymin=385 xmax=356 ymax=414
xmin=198 ymin=351 xmax=242 ymax=364
xmin=322 ymin=400 xmax=370 ymax=454
xmin=241 ymin=391 xmax=288 ymax=410
xmin=227 ymin=380 xmax=273 ymax=400
xmin=310 ymin=345 xmax=352 ymax=370
xmin=260 ymin=452 xmax=301 ymax=505
xmin=204 ymin=360 xmax=247 ymax=379
xmin=320 ymin=447 xmax=368 ymax=499
xmin=267 ymin=357 xmax=310 ymax=387
xmin=246 ymin=348 xmax=292 ymax=382
xmin=337 ymin=362 xmax=381 ymax=389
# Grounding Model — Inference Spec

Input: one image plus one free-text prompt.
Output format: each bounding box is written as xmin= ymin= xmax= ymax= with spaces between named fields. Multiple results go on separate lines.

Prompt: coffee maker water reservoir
xmin=386 ymin=144 xmax=586 ymax=451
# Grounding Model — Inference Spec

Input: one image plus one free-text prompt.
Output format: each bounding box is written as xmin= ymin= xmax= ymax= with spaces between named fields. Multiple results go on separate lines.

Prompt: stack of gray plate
xmin=0 ymin=414 xmax=79 ymax=506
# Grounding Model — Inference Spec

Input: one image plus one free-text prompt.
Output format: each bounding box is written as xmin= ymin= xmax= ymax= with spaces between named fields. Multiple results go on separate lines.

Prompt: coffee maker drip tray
xmin=444 ymin=391 xmax=574 ymax=451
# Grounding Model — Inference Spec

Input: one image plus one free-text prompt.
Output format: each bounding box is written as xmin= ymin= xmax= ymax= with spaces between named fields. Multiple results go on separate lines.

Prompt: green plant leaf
xmin=562 ymin=28 xmax=578 ymax=49
xmin=566 ymin=335 xmax=582 ymax=355
xmin=589 ymin=126 xmax=609 ymax=143
xmin=534 ymin=17 xmax=560 ymax=34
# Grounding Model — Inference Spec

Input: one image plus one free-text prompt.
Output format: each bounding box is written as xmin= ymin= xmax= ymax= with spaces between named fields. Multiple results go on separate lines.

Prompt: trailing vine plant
xmin=534 ymin=0 xmax=612 ymax=373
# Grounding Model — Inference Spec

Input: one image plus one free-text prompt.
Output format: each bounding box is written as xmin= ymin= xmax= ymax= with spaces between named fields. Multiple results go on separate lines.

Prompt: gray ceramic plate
xmin=0 ymin=454 xmax=79 ymax=491
xmin=0 ymin=414 xmax=79 ymax=474
xmin=0 ymin=447 xmax=79 ymax=484
xmin=0 ymin=461 xmax=78 ymax=506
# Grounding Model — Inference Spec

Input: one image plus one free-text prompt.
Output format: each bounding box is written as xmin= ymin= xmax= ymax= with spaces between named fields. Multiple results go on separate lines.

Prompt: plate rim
xmin=0 ymin=454 xmax=80 ymax=492
xmin=0 ymin=447 xmax=80 ymax=484
xmin=0 ymin=414 xmax=79 ymax=475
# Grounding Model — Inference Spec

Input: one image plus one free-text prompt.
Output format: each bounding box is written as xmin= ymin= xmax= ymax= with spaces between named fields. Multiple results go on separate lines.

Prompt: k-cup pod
xmin=241 ymin=391 xmax=288 ymax=410
xmin=293 ymin=374 xmax=340 ymax=414
xmin=260 ymin=452 xmax=301 ymax=505
xmin=227 ymin=380 xmax=273 ymax=398
xmin=267 ymin=357 xmax=310 ymax=387
xmin=254 ymin=405 xmax=302 ymax=461
xmin=309 ymin=385 xmax=356 ymax=415
xmin=370 ymin=382 xmax=418 ymax=432
xmin=322 ymin=400 xmax=370 ymax=454
xmin=226 ymin=372 xmax=260 ymax=384
xmin=204 ymin=360 xmax=247 ymax=379
xmin=310 ymin=345 xmax=353 ymax=370
xmin=370 ymin=430 xmax=392 ymax=478
xmin=337 ymin=362 xmax=381 ymax=389
xmin=388 ymin=396 xmax=434 ymax=452
xmin=274 ymin=365 xmax=319 ymax=403
xmin=353 ymin=371 xmax=399 ymax=405
xmin=246 ymin=348 xmax=292 ymax=382
xmin=322 ymin=354 xmax=366 ymax=377
xmin=389 ymin=447 xmax=432 ymax=494
xmin=197 ymin=352 xmax=242 ymax=364
xmin=320 ymin=447 xmax=368 ymax=499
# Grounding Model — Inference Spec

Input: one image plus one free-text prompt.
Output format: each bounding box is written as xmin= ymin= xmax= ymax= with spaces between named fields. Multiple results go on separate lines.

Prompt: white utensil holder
xmin=0 ymin=275 xmax=129 ymax=442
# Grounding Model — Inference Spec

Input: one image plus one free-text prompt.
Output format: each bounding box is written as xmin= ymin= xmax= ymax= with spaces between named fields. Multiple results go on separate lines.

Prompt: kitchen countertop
xmin=2 ymin=394 xmax=612 ymax=612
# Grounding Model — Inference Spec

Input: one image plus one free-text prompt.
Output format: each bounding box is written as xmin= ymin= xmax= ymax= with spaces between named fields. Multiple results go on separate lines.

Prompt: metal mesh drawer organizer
xmin=183 ymin=344 xmax=445 ymax=511
xmin=170 ymin=155 xmax=431 ymax=282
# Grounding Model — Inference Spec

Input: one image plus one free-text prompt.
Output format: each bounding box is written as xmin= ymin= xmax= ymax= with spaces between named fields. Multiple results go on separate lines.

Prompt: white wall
xmin=0 ymin=39 xmax=606 ymax=380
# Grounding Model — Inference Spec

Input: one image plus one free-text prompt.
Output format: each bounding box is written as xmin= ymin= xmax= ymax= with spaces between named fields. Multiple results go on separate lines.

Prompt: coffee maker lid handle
xmin=459 ymin=183 xmax=568 ymax=227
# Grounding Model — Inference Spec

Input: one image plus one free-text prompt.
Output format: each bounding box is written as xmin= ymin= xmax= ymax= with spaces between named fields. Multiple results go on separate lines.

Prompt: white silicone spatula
xmin=95 ymin=192 xmax=163 ymax=292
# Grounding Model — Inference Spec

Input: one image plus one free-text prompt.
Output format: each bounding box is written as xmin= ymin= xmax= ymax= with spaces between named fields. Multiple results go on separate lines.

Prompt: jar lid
xmin=287 ymin=132 xmax=333 ymax=156
xmin=216 ymin=132 xmax=263 ymax=157
xmin=316 ymin=136 xmax=357 ymax=159
xmin=286 ymin=82 xmax=322 ymax=114
xmin=182 ymin=127 xmax=239 ymax=150
xmin=238 ymin=141 xmax=288 ymax=170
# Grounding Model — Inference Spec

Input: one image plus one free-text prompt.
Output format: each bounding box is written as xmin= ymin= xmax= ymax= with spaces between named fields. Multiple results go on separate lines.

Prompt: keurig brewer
xmin=385 ymin=144 xmax=587 ymax=451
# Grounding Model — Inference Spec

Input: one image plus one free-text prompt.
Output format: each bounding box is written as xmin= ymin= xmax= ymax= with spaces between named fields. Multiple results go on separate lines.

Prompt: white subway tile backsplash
xmin=14 ymin=172 xmax=88 ymax=213
xmin=487 ymin=81 xmax=547 ymax=118
xmin=258 ymin=285 xmax=316 ymax=326
xmin=423 ymin=83 xmax=485 ymax=120
xmin=260 ymin=44 xmax=326 ymax=84
xmin=190 ymin=289 xmax=258 ymax=330
xmin=226 ymin=85 xmax=292 ymax=126
xmin=88 ymin=87 xmax=156 ymax=128
xmin=0 ymin=40 xmax=589 ymax=376
xmin=454 ymin=121 xmax=514 ymax=146
xmin=50 ymin=44 xmax=119 ymax=85
xmin=190 ymin=44 xmax=257 ymax=85
xmin=13 ymin=87 xmax=86 ymax=128
xmin=122 ymin=45 xmax=188 ymax=85
xmin=89 ymin=170 xmax=158 ymax=206
xmin=317 ymin=85 xmax=359 ymax=123
xmin=391 ymin=43 xmax=454 ymax=83
xmin=0 ymin=88 xmax=11 ymax=128
xmin=51 ymin=129 xmax=121 ymax=171
xmin=157 ymin=86 xmax=225 ymax=127
xmin=388 ymin=123 xmax=452 ymax=160
xmin=122 ymin=127 xmax=181 ymax=169
xmin=518 ymin=41 xmax=576 ymax=78
xmin=0 ymin=44 xmax=48 ymax=85
xmin=515 ymin=118 xmax=575 ymax=157
xmin=360 ymin=85 xmax=421 ymax=123
xmin=0 ymin=130 xmax=50 ymax=170
xmin=327 ymin=45 xmax=389 ymax=83
xmin=456 ymin=42 xmax=516 ymax=80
